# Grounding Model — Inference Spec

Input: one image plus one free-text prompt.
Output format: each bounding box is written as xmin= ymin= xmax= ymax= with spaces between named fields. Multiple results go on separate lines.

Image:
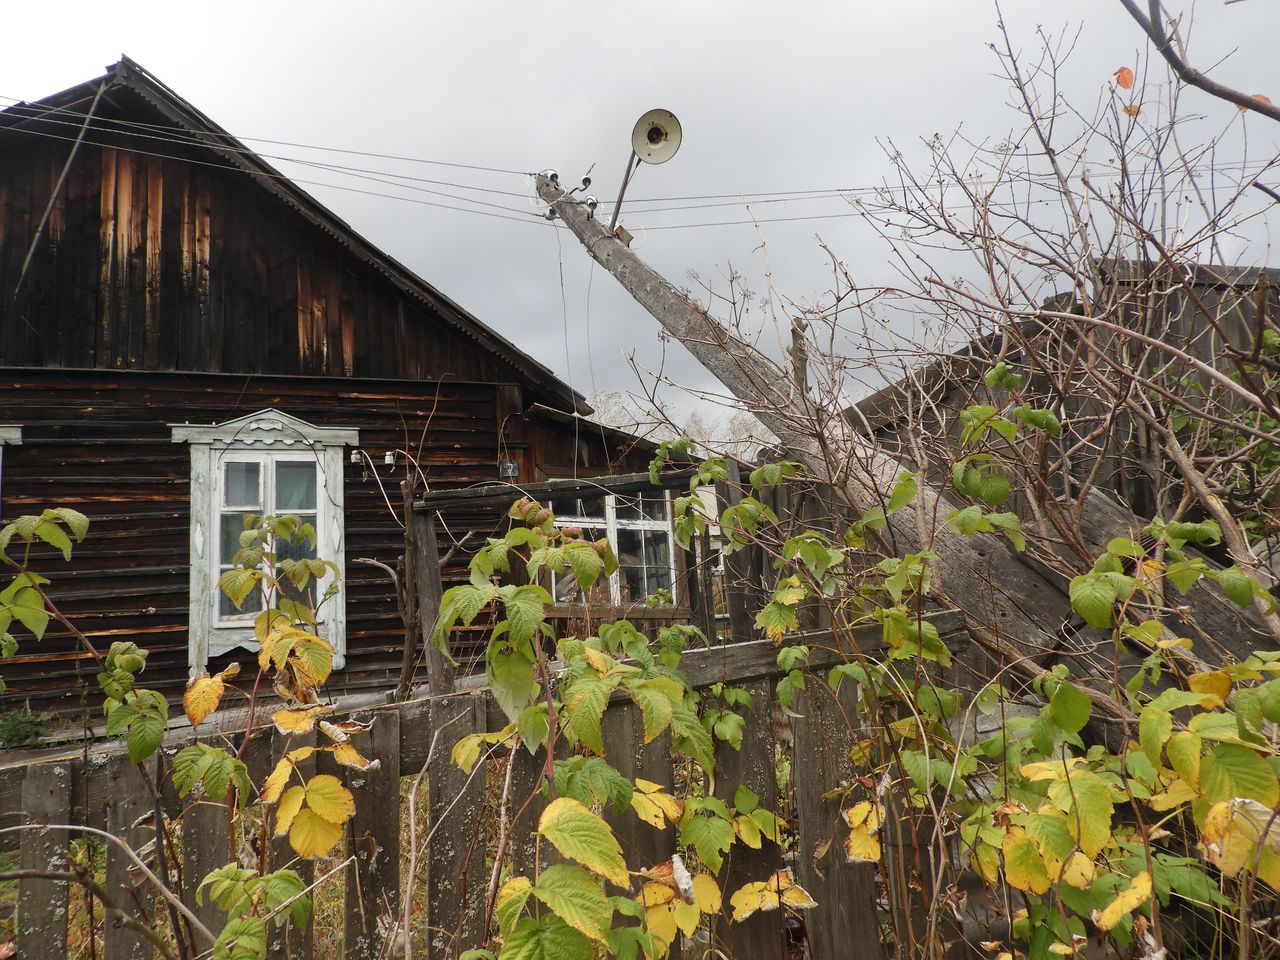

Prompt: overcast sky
xmin=4 ymin=1 xmax=1279 ymax=422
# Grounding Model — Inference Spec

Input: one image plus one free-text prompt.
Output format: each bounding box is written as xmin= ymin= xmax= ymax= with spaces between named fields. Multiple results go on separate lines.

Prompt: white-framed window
xmin=172 ymin=410 xmax=357 ymax=675
xmin=550 ymin=490 xmax=676 ymax=607
xmin=0 ymin=426 xmax=21 ymax=520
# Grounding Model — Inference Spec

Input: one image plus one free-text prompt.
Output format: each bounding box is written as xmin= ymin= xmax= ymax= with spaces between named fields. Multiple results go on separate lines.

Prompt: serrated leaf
xmin=272 ymin=704 xmax=333 ymax=734
xmin=305 ymin=774 xmax=355 ymax=825
xmin=538 ymin=797 xmax=629 ymax=887
xmin=488 ymin=642 xmax=539 ymax=725
xmin=680 ymin=814 xmax=735 ymax=875
xmin=274 ymin=785 xmax=306 ymax=837
xmin=1199 ymin=742 xmax=1279 ymax=807
xmin=1138 ymin=706 xmax=1172 ymax=766
xmin=1091 ymin=871 xmax=1150 ymax=931
xmin=501 ymin=913 xmax=593 ymax=960
xmin=1069 ymin=574 xmax=1117 ymax=629
xmin=1012 ymin=404 xmax=1063 ymax=437
xmin=497 ymin=876 xmax=533 ymax=939
xmin=563 ymin=675 xmax=614 ymax=755
xmin=1002 ymin=827 xmax=1051 ymax=894
xmin=288 ymin=808 xmax=344 ymax=859
xmin=184 ymin=673 xmax=227 ymax=728
xmin=532 ymin=864 xmax=611 ymax=942
xmin=888 ymin=472 xmax=917 ymax=512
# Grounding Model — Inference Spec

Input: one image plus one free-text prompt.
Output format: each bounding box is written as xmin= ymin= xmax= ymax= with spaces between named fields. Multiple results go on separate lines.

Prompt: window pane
xmin=219 ymin=574 xmax=264 ymax=618
xmin=618 ymin=528 xmax=673 ymax=604
xmin=224 ymin=462 xmax=261 ymax=508
xmin=276 ymin=525 xmax=319 ymax=608
xmin=551 ymin=496 xmax=605 ymax=520
xmin=220 ymin=513 xmax=253 ymax=564
xmin=616 ymin=492 xmax=670 ymax=522
xmin=276 ymin=462 xmax=317 ymax=511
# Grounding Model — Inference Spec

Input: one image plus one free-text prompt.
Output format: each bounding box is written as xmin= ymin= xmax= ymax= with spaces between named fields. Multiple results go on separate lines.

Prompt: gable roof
xmin=0 ymin=56 xmax=589 ymax=414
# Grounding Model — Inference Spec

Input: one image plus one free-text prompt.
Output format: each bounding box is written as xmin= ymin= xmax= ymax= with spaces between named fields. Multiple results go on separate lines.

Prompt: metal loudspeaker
xmin=631 ymin=109 xmax=682 ymax=164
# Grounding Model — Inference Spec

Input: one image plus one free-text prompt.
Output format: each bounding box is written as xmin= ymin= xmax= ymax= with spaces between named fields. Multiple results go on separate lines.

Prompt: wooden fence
xmin=1 ymin=610 xmax=968 ymax=960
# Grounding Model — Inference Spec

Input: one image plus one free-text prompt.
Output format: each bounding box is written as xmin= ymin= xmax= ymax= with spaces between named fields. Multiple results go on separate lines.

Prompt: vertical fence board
xmin=427 ymin=694 xmax=487 ymax=960
xmin=603 ymin=703 xmax=674 ymax=869
xmin=712 ymin=678 xmax=786 ymax=960
xmin=182 ymin=746 xmax=230 ymax=941
xmin=507 ymin=738 xmax=553 ymax=879
xmin=344 ymin=709 xmax=401 ymax=960
xmin=268 ymin=727 xmax=315 ymax=960
xmin=17 ymin=762 xmax=70 ymax=958
xmin=102 ymin=757 xmax=155 ymax=960
xmin=794 ymin=679 xmax=885 ymax=960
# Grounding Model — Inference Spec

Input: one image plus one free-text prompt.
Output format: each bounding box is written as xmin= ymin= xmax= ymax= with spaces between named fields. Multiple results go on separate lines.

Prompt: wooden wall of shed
xmin=0 ymin=109 xmax=536 ymax=389
xmin=0 ymin=368 xmax=649 ymax=719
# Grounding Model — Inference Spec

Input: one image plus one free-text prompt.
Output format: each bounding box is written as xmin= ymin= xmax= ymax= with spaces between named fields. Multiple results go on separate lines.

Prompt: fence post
xmin=102 ymin=756 xmax=155 ymax=960
xmin=17 ymin=762 xmax=70 ymax=958
xmin=711 ymin=677 xmax=786 ymax=960
xmin=344 ymin=709 xmax=401 ymax=960
xmin=268 ymin=727 xmax=316 ymax=960
xmin=427 ymin=693 xmax=487 ymax=959
xmin=793 ymin=677 xmax=885 ymax=960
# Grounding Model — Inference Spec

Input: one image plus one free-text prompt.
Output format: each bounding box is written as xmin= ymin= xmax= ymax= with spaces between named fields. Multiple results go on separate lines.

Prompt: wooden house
xmin=0 ymin=58 xmax=686 ymax=720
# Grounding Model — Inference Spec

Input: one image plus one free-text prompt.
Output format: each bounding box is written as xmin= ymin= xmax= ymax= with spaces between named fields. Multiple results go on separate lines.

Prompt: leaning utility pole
xmin=534 ymin=172 xmax=1270 ymax=705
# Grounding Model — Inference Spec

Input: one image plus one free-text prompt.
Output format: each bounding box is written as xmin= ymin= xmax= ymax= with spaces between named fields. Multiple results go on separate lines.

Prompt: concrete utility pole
xmin=534 ymin=173 xmax=1269 ymax=703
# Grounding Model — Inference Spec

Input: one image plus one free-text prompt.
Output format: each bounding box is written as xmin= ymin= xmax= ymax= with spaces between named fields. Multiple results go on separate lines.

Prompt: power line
xmin=0 ymin=93 xmax=531 ymax=177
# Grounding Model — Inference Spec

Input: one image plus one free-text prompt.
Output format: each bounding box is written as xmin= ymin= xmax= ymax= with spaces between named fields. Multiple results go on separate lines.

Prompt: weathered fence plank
xmin=793 ymin=678 xmax=885 ymax=960
xmin=268 ymin=727 xmax=315 ymax=960
xmin=344 ymin=709 xmax=401 ymax=960
xmin=603 ymin=703 xmax=674 ymax=869
xmin=712 ymin=678 xmax=786 ymax=960
xmin=102 ymin=757 xmax=155 ymax=960
xmin=427 ymin=694 xmax=487 ymax=960
xmin=17 ymin=762 xmax=70 ymax=958
xmin=181 ymin=752 xmax=230 ymax=941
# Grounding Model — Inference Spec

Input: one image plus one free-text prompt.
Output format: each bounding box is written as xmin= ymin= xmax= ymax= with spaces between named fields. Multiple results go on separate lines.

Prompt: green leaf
xmin=1012 ymin=404 xmax=1063 ymax=437
xmin=6 ymin=587 xmax=49 ymax=640
xmin=537 ymin=797 xmax=629 ymax=887
xmin=1049 ymin=770 xmax=1113 ymax=858
xmin=212 ymin=916 xmax=268 ymax=960
xmin=680 ymin=813 xmax=735 ymax=874
xmin=948 ymin=505 xmax=984 ymax=536
xmin=1199 ymin=742 xmax=1279 ymax=806
xmin=499 ymin=584 xmax=552 ymax=644
xmin=671 ymin=702 xmax=715 ymax=774
xmin=628 ymin=680 xmax=675 ymax=744
xmin=33 ymin=519 xmax=73 ymax=561
xmin=984 ymin=361 xmax=1023 ymax=390
xmin=985 ymin=511 xmax=1025 ymax=551
xmin=487 ymin=642 xmax=539 ymax=725
xmin=888 ymin=472 xmax=917 ymax=512
xmin=1138 ymin=706 xmax=1172 ymax=767
xmin=563 ymin=542 xmax=604 ymax=589
xmin=563 ymin=675 xmax=615 ymax=755
xmin=1069 ymin=574 xmax=1118 ymax=629
xmin=501 ymin=914 xmax=593 ymax=960
xmin=255 ymin=869 xmax=311 ymax=931
xmin=1050 ymin=683 xmax=1092 ymax=735
xmin=532 ymin=864 xmax=611 ymax=942
xmin=1216 ymin=567 xmax=1258 ymax=607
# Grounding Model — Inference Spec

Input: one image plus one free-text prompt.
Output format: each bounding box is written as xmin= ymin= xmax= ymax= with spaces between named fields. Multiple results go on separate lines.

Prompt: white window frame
xmin=0 ymin=426 xmax=21 ymax=519
xmin=553 ymin=491 xmax=677 ymax=607
xmin=172 ymin=410 xmax=357 ymax=676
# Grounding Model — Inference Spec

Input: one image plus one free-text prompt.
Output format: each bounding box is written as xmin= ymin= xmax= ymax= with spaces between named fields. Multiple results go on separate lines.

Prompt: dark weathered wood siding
xmin=0 ymin=368 xmax=647 ymax=717
xmin=0 ymin=95 xmax=551 ymax=391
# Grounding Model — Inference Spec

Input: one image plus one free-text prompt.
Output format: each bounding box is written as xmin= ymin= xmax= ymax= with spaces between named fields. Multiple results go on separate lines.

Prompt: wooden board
xmin=102 ymin=757 xmax=156 ymax=960
xmin=343 ymin=708 xmax=401 ymax=960
xmin=17 ymin=762 xmax=70 ymax=958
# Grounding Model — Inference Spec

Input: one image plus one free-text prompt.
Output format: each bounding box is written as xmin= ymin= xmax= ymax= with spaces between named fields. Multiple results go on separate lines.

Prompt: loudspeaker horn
xmin=631 ymin=109 xmax=682 ymax=164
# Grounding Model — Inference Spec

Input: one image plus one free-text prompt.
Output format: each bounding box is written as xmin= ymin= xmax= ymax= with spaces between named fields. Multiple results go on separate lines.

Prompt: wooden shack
xmin=0 ymin=58 xmax=678 ymax=719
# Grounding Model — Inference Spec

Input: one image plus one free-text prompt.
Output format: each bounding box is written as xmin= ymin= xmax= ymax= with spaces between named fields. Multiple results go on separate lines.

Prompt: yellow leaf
xmin=644 ymin=900 xmax=678 ymax=955
xmin=674 ymin=900 xmax=700 ymax=937
xmin=272 ymin=704 xmax=333 ymax=734
xmin=1113 ymin=66 xmax=1135 ymax=89
xmin=1188 ymin=670 xmax=1231 ymax=708
xmin=638 ymin=881 xmax=676 ymax=908
xmin=261 ymin=756 xmax=295 ymax=805
xmin=1201 ymin=798 xmax=1280 ymax=879
xmin=842 ymin=800 xmax=882 ymax=833
xmin=290 ymin=632 xmax=333 ymax=687
xmin=1239 ymin=93 xmax=1274 ymax=112
xmin=972 ymin=843 xmax=1000 ymax=884
xmin=289 ymin=807 xmax=345 ymax=858
xmin=538 ymin=797 xmax=630 ymax=888
xmin=780 ymin=883 xmax=817 ymax=910
xmin=692 ymin=873 xmax=721 ymax=915
xmin=844 ymin=825 xmax=881 ymax=863
xmin=1124 ymin=104 xmax=1142 ymax=118
xmin=1048 ymin=944 xmax=1074 ymax=955
xmin=631 ymin=788 xmax=683 ymax=829
xmin=318 ymin=717 xmax=373 ymax=743
xmin=183 ymin=673 xmax=227 ymax=727
xmin=1148 ymin=777 xmax=1197 ymax=812
xmin=729 ymin=880 xmax=776 ymax=921
xmin=631 ymin=792 xmax=667 ymax=829
xmin=1091 ymin=870 xmax=1151 ymax=930
xmin=1060 ymin=851 xmax=1096 ymax=889
xmin=1019 ymin=757 xmax=1084 ymax=782
xmin=274 ymin=785 xmax=306 ymax=837
xmin=734 ymin=815 xmax=762 ymax=849
xmin=1002 ymin=827 xmax=1051 ymax=895
xmin=584 ymin=648 xmax=614 ymax=674
xmin=333 ymin=742 xmax=379 ymax=771
xmin=305 ymin=774 xmax=355 ymax=825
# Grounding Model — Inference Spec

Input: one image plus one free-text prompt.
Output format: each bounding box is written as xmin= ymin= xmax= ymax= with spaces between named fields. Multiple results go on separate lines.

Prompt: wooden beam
xmin=413 ymin=467 xmax=698 ymax=514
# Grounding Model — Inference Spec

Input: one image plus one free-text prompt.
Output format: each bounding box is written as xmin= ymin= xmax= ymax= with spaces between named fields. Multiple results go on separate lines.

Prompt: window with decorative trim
xmin=172 ymin=410 xmax=357 ymax=675
xmin=549 ymin=490 xmax=676 ymax=607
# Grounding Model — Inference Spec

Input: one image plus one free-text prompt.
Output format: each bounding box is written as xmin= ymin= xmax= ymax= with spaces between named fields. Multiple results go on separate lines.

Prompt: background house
xmin=0 ymin=58 xmax=680 ymax=720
